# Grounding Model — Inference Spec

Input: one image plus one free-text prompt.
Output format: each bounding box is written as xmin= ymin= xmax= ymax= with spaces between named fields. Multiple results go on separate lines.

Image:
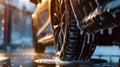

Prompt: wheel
xmin=50 ymin=0 xmax=99 ymax=61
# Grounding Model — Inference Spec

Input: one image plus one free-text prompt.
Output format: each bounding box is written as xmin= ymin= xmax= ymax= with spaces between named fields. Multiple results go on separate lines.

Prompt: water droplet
xmin=3 ymin=62 xmax=6 ymax=64
xmin=80 ymin=30 xmax=84 ymax=35
xmin=11 ymin=64 xmax=14 ymax=67
xmin=20 ymin=64 xmax=23 ymax=67
xmin=99 ymin=22 xmax=102 ymax=25
xmin=112 ymin=41 xmax=116 ymax=45
xmin=13 ymin=57 xmax=16 ymax=60
xmin=21 ymin=45 xmax=25 ymax=48
xmin=11 ymin=59 xmax=13 ymax=62
xmin=86 ymin=33 xmax=90 ymax=44
xmin=1 ymin=27 xmax=4 ymax=31
xmin=2 ymin=19 xmax=4 ymax=24
xmin=100 ymin=29 xmax=104 ymax=35
xmin=108 ymin=27 xmax=113 ymax=35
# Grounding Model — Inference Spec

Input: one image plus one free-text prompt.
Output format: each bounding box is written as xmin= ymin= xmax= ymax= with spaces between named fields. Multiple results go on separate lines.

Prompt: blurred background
xmin=0 ymin=0 xmax=36 ymax=47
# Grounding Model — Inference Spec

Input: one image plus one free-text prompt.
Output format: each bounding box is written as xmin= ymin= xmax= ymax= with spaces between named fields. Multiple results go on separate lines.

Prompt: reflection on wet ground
xmin=0 ymin=48 xmax=35 ymax=67
xmin=0 ymin=46 xmax=119 ymax=67
xmin=0 ymin=46 xmax=56 ymax=67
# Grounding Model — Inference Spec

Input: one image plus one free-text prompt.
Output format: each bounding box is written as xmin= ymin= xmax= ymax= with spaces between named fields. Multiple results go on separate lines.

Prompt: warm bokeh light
xmin=1 ymin=19 xmax=4 ymax=24
xmin=0 ymin=56 xmax=8 ymax=61
xmin=42 ymin=0 xmax=47 ymax=3
xmin=1 ymin=27 xmax=4 ymax=31
xmin=0 ymin=53 xmax=8 ymax=61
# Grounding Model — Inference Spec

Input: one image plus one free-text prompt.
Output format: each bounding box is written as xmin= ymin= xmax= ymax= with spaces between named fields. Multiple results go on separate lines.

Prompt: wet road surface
xmin=0 ymin=46 xmax=56 ymax=67
xmin=0 ymin=46 xmax=119 ymax=67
